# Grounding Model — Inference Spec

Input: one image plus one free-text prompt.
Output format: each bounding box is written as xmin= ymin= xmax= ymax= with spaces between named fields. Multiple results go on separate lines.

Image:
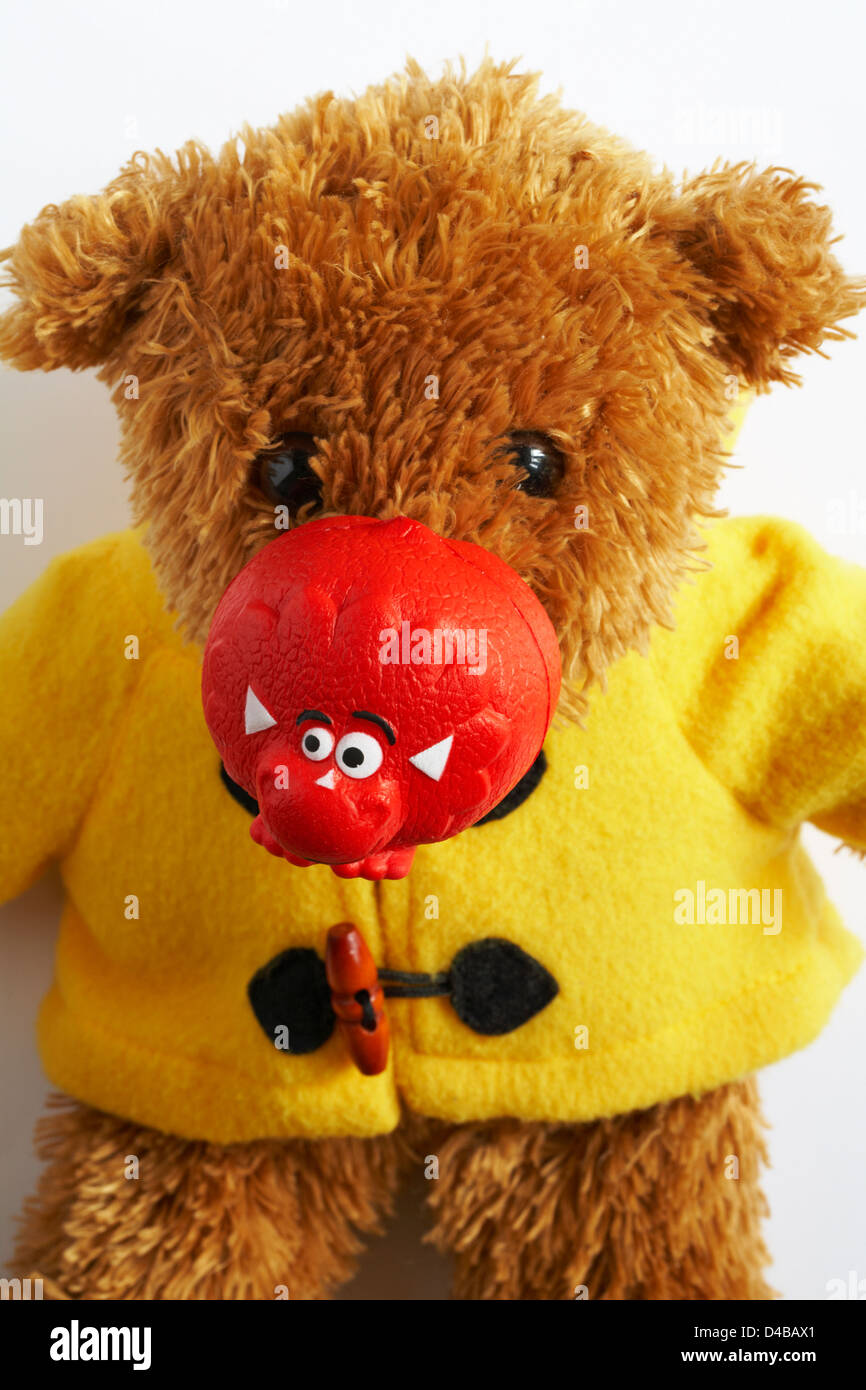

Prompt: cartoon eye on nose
xmin=301 ymin=727 xmax=334 ymax=762
xmin=336 ymin=732 xmax=384 ymax=779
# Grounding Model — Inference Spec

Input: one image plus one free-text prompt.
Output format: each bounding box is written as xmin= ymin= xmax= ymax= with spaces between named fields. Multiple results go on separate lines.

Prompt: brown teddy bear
xmin=1 ymin=57 xmax=864 ymax=1301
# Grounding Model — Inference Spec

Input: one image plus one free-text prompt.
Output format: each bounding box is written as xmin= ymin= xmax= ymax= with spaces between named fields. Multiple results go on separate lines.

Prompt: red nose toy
xmin=202 ymin=515 xmax=561 ymax=880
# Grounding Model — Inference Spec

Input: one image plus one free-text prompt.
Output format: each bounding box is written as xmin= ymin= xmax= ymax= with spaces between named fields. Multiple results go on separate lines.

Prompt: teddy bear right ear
xmin=0 ymin=148 xmax=201 ymax=372
xmin=654 ymin=163 xmax=866 ymax=390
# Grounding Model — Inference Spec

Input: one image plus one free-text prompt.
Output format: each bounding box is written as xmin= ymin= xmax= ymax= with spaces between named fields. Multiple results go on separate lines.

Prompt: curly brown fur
xmin=425 ymin=1078 xmax=774 ymax=1300
xmin=1 ymin=58 xmax=861 ymax=708
xmin=14 ymin=1093 xmax=410 ymax=1300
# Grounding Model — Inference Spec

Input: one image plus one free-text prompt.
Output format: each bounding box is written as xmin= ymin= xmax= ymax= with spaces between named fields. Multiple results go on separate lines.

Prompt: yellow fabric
xmin=0 ymin=512 xmax=862 ymax=1142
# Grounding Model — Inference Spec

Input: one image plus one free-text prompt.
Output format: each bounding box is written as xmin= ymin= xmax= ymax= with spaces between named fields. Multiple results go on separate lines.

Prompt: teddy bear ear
xmin=659 ymin=163 xmax=866 ymax=389
xmin=0 ymin=150 xmax=199 ymax=372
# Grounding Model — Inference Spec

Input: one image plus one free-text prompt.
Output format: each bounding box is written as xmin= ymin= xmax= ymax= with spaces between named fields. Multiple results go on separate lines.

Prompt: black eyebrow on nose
xmin=352 ymin=710 xmax=396 ymax=745
xmin=296 ymin=710 xmax=331 ymax=726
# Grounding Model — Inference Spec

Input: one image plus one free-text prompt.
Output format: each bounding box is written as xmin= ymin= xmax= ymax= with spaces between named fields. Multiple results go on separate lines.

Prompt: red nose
xmin=253 ymin=745 xmax=404 ymax=865
xmin=202 ymin=515 xmax=561 ymax=879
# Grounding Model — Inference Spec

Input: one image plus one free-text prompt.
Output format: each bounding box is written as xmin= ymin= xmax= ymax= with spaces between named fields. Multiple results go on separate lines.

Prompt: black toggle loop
xmin=355 ymin=989 xmax=378 ymax=1032
xmin=378 ymin=969 xmax=450 ymax=999
xmin=247 ymin=939 xmax=559 ymax=1054
xmin=449 ymin=937 xmax=559 ymax=1034
xmin=247 ymin=948 xmax=335 ymax=1054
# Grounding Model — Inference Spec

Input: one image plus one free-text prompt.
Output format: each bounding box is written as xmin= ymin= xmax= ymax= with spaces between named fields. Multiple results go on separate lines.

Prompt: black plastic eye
xmin=497 ymin=431 xmax=565 ymax=498
xmin=336 ymin=732 xmax=384 ymax=780
xmin=258 ymin=432 xmax=323 ymax=513
xmin=300 ymin=726 xmax=334 ymax=762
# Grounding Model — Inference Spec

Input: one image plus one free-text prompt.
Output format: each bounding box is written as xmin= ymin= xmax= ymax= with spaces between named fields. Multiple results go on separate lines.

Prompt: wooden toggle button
xmin=325 ymin=921 xmax=390 ymax=1075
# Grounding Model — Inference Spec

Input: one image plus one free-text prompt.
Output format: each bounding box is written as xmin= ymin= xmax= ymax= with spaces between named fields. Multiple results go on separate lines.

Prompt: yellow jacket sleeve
xmin=651 ymin=515 xmax=866 ymax=848
xmin=0 ymin=533 xmax=153 ymax=903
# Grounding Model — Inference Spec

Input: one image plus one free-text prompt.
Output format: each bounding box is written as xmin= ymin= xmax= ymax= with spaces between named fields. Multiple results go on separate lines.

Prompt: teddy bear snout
xmin=201 ymin=513 xmax=561 ymax=876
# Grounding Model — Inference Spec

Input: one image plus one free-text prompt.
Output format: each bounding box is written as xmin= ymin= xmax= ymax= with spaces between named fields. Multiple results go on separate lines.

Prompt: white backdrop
xmin=1 ymin=0 xmax=864 ymax=1301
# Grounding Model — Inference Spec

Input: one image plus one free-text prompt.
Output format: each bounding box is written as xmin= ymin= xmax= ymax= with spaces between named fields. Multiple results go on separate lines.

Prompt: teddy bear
xmin=1 ymin=56 xmax=864 ymax=1301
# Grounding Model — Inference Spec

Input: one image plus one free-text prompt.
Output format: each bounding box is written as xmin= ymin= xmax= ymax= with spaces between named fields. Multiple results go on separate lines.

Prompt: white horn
xmin=409 ymin=733 xmax=453 ymax=782
xmin=244 ymin=685 xmax=277 ymax=735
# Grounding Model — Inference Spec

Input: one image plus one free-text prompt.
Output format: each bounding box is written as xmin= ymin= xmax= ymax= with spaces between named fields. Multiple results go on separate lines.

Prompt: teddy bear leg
xmin=12 ymin=1093 xmax=407 ymax=1300
xmin=425 ymin=1078 xmax=775 ymax=1300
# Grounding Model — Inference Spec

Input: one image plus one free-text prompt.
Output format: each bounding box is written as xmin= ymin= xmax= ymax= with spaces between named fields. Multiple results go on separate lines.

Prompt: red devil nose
xmin=202 ymin=514 xmax=561 ymax=880
xmin=253 ymin=749 xmax=403 ymax=865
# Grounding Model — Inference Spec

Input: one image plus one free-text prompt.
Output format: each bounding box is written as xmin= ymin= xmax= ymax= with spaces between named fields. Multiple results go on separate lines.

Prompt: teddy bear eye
xmin=499 ymin=432 xmax=565 ymax=498
xmin=258 ymin=432 xmax=323 ymax=513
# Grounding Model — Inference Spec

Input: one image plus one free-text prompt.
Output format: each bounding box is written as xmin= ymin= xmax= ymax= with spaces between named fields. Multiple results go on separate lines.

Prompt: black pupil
xmin=264 ymin=446 xmax=322 ymax=510
xmin=304 ymin=733 xmax=320 ymax=753
xmin=342 ymin=746 xmax=364 ymax=768
xmin=515 ymin=443 xmax=558 ymax=497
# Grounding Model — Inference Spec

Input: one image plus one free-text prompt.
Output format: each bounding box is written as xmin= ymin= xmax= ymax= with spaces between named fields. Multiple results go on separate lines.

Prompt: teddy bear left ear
xmin=0 ymin=147 xmax=203 ymax=372
xmin=659 ymin=163 xmax=866 ymax=389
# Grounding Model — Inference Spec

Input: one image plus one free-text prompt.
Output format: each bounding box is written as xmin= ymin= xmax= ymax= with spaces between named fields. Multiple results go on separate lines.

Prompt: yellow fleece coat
xmin=0 ymin=516 xmax=863 ymax=1142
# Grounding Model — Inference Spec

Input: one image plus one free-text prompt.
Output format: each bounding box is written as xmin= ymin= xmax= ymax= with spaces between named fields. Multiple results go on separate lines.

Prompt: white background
xmin=0 ymin=0 xmax=864 ymax=1300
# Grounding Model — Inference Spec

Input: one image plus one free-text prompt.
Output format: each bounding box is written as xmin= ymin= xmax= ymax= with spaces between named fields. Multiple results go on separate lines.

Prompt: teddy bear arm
xmin=0 ymin=535 xmax=143 ymax=905
xmin=651 ymin=514 xmax=866 ymax=842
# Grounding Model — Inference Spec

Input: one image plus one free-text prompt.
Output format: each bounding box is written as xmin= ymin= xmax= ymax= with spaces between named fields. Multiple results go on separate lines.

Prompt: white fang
xmin=315 ymin=768 xmax=336 ymax=789
xmin=409 ymin=734 xmax=453 ymax=782
xmin=244 ymin=685 xmax=277 ymax=735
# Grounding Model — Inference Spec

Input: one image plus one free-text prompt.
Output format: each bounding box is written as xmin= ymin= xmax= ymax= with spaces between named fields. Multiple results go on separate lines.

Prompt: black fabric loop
xmin=247 ymin=948 xmax=335 ymax=1054
xmin=248 ymin=939 xmax=558 ymax=1053
xmin=355 ymin=990 xmax=378 ymax=1032
xmin=378 ymin=969 xmax=450 ymax=999
xmin=449 ymin=938 xmax=559 ymax=1034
